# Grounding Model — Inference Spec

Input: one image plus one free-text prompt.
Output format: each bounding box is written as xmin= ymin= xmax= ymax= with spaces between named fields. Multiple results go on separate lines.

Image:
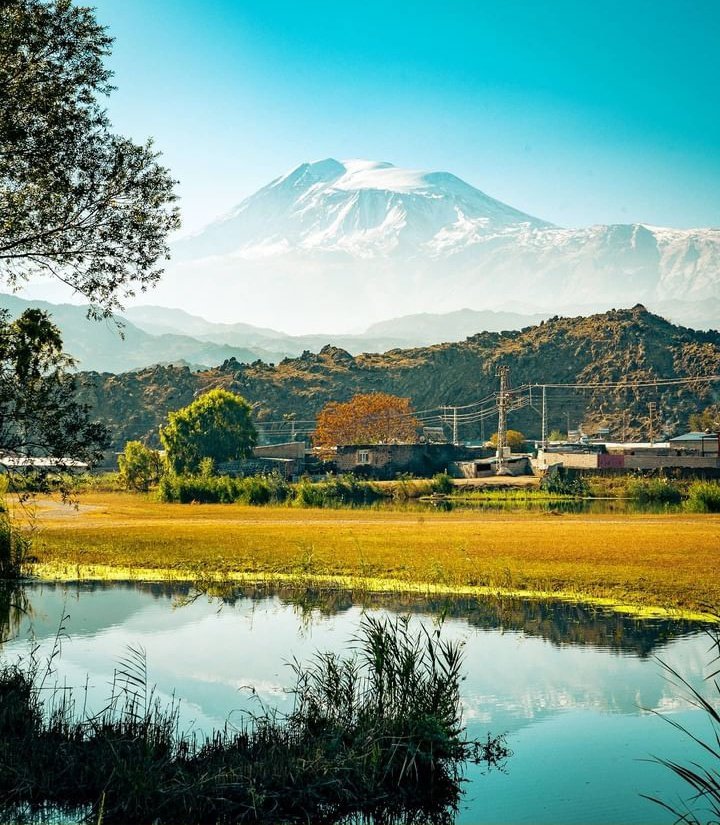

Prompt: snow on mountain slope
xmin=161 ymin=159 xmax=720 ymax=333
xmin=172 ymin=158 xmax=551 ymax=261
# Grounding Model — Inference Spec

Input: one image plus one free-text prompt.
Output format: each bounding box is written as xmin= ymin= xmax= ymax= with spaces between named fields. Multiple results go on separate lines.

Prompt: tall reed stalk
xmin=645 ymin=626 xmax=720 ymax=823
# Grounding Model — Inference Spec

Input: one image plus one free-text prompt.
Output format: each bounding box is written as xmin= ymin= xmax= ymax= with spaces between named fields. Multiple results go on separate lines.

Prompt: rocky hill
xmin=76 ymin=306 xmax=720 ymax=450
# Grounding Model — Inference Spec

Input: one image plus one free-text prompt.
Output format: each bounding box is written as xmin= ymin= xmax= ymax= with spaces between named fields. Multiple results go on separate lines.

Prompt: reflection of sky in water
xmin=2 ymin=582 xmax=717 ymax=824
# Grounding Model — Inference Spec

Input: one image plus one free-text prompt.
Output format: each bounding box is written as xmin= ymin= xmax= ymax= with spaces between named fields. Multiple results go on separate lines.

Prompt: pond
xmin=1 ymin=581 xmax=717 ymax=824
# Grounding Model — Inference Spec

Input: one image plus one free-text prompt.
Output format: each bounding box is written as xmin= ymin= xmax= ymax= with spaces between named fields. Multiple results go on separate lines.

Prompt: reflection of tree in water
xmin=17 ymin=580 xmax=706 ymax=657
xmin=0 ymin=582 xmax=29 ymax=644
xmin=405 ymin=596 xmax=706 ymax=658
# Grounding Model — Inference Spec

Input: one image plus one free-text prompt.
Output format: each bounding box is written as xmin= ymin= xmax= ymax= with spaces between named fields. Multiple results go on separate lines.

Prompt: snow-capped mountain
xmin=161 ymin=159 xmax=720 ymax=332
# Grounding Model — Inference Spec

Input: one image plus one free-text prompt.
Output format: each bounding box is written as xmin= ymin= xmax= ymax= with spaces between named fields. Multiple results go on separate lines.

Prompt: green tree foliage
xmin=489 ymin=430 xmax=526 ymax=451
xmin=160 ymin=389 xmax=257 ymax=474
xmin=0 ymin=308 xmax=108 ymax=479
xmin=689 ymin=406 xmax=720 ymax=432
xmin=0 ymin=0 xmax=180 ymax=315
xmin=118 ymin=441 xmax=162 ymax=492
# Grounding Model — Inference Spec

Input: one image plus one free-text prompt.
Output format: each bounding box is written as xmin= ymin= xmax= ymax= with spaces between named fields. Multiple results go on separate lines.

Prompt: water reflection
xmin=9 ymin=579 xmax=698 ymax=656
xmin=0 ymin=580 xmax=715 ymax=824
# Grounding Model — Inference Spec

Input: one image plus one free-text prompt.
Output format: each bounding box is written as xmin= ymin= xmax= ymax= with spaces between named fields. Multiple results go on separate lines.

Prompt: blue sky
xmin=92 ymin=0 xmax=720 ymax=234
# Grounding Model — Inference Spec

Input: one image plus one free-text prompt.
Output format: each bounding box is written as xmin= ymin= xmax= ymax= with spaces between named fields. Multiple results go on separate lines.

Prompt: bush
xmin=431 ymin=472 xmax=454 ymax=495
xmin=158 ymin=472 xmax=292 ymax=506
xmin=157 ymin=474 xmax=241 ymax=504
xmin=238 ymin=475 xmax=271 ymax=505
xmin=118 ymin=441 xmax=163 ymax=492
xmin=295 ymin=476 xmax=384 ymax=508
xmin=540 ymin=467 xmax=589 ymax=496
xmin=685 ymin=481 xmax=720 ymax=513
xmin=626 ymin=477 xmax=682 ymax=505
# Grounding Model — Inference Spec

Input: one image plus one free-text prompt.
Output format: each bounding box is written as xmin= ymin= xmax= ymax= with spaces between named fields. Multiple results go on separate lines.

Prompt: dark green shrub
xmin=626 ymin=477 xmax=682 ymax=505
xmin=238 ymin=476 xmax=271 ymax=505
xmin=0 ymin=510 xmax=31 ymax=580
xmin=157 ymin=474 xmax=240 ymax=504
xmin=685 ymin=481 xmax=720 ymax=513
xmin=295 ymin=476 xmax=384 ymax=508
xmin=432 ymin=472 xmax=454 ymax=495
xmin=540 ymin=467 xmax=589 ymax=496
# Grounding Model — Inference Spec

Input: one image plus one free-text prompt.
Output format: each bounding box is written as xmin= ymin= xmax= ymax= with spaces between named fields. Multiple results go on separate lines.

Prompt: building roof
xmin=0 ymin=455 xmax=88 ymax=469
xmin=669 ymin=431 xmax=719 ymax=442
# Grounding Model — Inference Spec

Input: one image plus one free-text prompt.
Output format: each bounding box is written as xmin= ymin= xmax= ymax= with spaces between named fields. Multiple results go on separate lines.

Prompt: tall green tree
xmin=0 ymin=0 xmax=180 ymax=315
xmin=160 ymin=389 xmax=257 ymax=474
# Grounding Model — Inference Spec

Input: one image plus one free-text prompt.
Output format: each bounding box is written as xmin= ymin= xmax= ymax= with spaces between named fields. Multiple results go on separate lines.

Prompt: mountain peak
xmin=165 ymin=159 xmax=720 ymax=334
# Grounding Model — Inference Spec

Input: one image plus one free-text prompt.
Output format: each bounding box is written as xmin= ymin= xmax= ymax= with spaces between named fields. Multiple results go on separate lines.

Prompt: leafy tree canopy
xmin=0 ymin=308 xmax=109 ymax=482
xmin=0 ymin=0 xmax=180 ymax=315
xmin=314 ymin=393 xmax=420 ymax=446
xmin=489 ymin=430 xmax=526 ymax=451
xmin=160 ymin=389 xmax=257 ymax=474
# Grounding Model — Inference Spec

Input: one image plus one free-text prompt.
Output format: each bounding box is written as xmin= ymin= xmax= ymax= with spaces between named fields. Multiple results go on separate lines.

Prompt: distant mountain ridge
xmin=6 ymin=291 xmax=719 ymax=374
xmin=149 ymin=158 xmax=720 ymax=332
xmin=0 ymin=294 xmax=289 ymax=373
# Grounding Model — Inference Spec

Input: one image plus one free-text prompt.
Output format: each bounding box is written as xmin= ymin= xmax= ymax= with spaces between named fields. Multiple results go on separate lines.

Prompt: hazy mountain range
xmin=0 ymin=293 xmax=553 ymax=373
xmin=4 ymin=288 xmax=718 ymax=374
xmin=152 ymin=158 xmax=720 ymax=332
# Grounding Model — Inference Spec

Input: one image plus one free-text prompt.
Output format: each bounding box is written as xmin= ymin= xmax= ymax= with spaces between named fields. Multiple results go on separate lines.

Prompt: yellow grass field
xmin=17 ymin=493 xmax=720 ymax=619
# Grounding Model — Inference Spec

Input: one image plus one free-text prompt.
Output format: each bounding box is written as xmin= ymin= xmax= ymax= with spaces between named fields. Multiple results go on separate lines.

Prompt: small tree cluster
xmin=314 ymin=393 xmax=420 ymax=447
xmin=160 ymin=389 xmax=257 ymax=474
xmin=489 ymin=430 xmax=526 ymax=451
xmin=118 ymin=441 xmax=162 ymax=492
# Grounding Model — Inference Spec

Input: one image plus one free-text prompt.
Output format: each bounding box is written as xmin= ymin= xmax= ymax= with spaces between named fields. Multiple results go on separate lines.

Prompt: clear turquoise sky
xmin=91 ymin=0 xmax=720 ymax=233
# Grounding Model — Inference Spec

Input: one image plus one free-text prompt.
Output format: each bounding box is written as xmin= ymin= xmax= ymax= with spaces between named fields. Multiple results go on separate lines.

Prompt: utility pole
xmin=442 ymin=405 xmax=459 ymax=446
xmin=648 ymin=402 xmax=656 ymax=445
xmin=496 ymin=366 xmax=509 ymax=475
xmin=541 ymin=385 xmax=547 ymax=450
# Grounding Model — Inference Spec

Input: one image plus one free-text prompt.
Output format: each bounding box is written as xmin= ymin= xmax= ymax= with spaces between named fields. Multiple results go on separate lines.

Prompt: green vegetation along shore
xmin=20 ymin=492 xmax=720 ymax=620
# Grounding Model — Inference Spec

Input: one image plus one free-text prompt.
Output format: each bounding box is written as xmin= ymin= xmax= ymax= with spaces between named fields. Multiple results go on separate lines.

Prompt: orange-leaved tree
xmin=314 ymin=393 xmax=421 ymax=446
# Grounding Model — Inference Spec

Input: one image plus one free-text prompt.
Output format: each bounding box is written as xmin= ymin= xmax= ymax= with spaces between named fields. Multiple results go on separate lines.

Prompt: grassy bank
xmin=19 ymin=493 xmax=720 ymax=617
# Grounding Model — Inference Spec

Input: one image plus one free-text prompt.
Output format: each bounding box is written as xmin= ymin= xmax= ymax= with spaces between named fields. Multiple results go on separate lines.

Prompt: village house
xmin=332 ymin=442 xmax=490 ymax=479
xmin=536 ymin=431 xmax=720 ymax=473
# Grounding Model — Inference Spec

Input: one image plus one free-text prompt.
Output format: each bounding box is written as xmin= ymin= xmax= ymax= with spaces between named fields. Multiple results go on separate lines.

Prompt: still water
xmin=2 ymin=582 xmax=717 ymax=824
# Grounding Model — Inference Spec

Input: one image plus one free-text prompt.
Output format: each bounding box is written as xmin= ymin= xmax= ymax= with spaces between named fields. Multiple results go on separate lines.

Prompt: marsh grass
xmin=644 ymin=626 xmax=720 ymax=823
xmin=27 ymin=492 xmax=720 ymax=614
xmin=0 ymin=615 xmax=508 ymax=825
xmin=0 ymin=503 xmax=32 ymax=580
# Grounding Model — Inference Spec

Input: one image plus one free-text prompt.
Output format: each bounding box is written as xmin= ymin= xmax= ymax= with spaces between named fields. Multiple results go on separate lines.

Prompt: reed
xmin=0 ymin=615 xmax=508 ymax=824
xmin=0 ymin=507 xmax=31 ymax=580
xmin=644 ymin=626 xmax=720 ymax=823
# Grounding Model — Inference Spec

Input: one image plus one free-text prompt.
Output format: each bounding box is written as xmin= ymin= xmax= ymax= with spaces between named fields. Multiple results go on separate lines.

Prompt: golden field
xmin=16 ymin=492 xmax=720 ymax=619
